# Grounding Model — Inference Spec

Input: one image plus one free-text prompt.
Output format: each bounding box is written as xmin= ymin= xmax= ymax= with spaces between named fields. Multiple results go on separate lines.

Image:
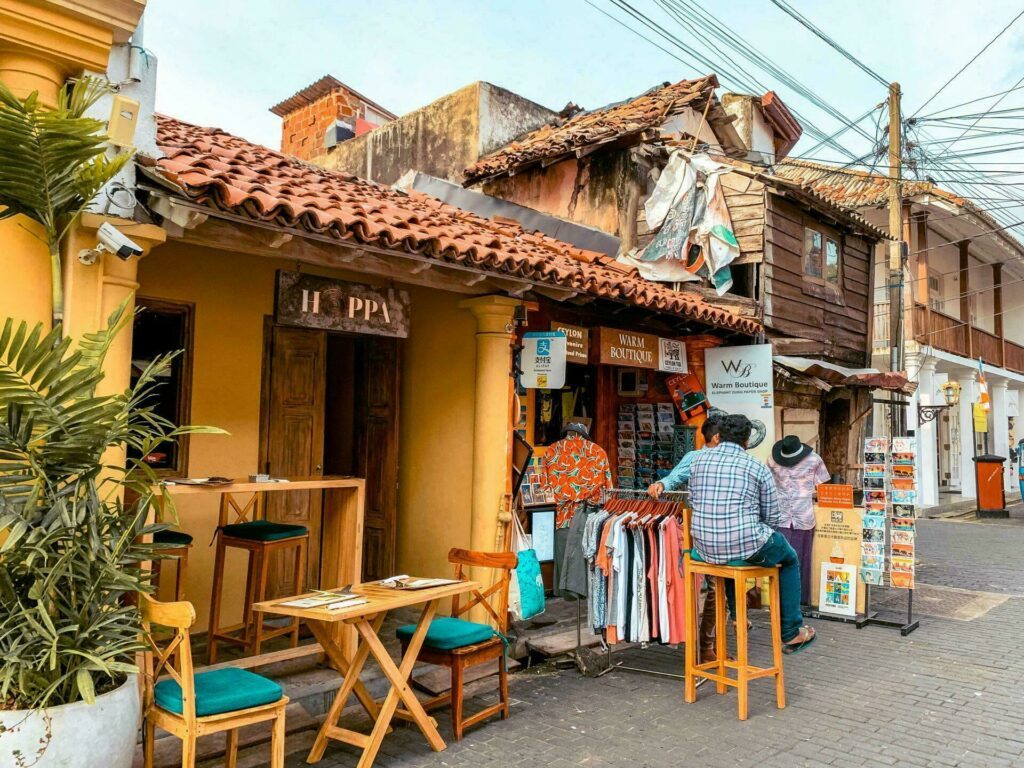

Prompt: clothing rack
xmin=576 ymin=489 xmax=704 ymax=684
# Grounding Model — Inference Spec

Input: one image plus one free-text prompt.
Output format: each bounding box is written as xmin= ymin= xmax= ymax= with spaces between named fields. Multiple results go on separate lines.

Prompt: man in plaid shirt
xmin=689 ymin=414 xmax=816 ymax=652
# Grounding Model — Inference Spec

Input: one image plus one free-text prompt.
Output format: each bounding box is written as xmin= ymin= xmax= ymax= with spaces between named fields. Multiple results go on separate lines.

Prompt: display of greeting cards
xmin=860 ymin=435 xmax=918 ymax=588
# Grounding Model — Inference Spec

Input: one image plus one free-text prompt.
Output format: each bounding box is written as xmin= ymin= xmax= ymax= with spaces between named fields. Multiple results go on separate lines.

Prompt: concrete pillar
xmin=957 ymin=372 xmax=977 ymax=498
xmin=459 ymin=295 xmax=518 ymax=561
xmin=917 ymin=358 xmax=939 ymax=507
xmin=991 ymin=380 xmax=1011 ymax=492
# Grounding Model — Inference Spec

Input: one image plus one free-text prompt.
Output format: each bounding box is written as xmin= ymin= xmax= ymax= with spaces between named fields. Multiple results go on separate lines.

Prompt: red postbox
xmin=973 ymin=454 xmax=1008 ymax=518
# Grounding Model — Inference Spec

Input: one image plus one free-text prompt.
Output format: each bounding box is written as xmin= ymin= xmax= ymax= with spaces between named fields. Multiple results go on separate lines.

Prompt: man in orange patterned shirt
xmin=543 ymin=423 xmax=612 ymax=598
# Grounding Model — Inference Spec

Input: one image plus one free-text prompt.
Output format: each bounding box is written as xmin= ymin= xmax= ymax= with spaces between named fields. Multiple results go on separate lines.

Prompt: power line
xmin=910 ymin=7 xmax=1024 ymax=118
xmin=769 ymin=0 xmax=888 ymax=86
xmin=932 ymin=73 xmax=1024 ymax=162
xmin=916 ymin=83 xmax=1024 ymax=119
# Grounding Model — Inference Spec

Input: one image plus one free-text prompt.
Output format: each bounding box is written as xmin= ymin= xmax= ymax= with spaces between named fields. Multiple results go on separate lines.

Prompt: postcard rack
xmin=857 ymin=396 xmax=919 ymax=636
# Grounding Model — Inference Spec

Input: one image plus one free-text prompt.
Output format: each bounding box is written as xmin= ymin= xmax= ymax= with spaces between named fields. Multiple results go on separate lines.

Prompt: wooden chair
xmin=152 ymin=529 xmax=193 ymax=601
xmin=681 ymin=507 xmax=785 ymax=721
xmin=396 ymin=548 xmax=517 ymax=741
xmin=207 ymin=492 xmax=308 ymax=664
xmin=140 ymin=594 xmax=288 ymax=768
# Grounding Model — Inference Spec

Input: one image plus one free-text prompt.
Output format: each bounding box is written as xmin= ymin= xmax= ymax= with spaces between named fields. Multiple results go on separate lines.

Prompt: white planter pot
xmin=0 ymin=675 xmax=140 ymax=768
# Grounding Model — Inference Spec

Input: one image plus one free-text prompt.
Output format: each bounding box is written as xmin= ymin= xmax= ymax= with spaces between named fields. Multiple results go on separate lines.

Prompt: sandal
xmin=782 ymin=625 xmax=816 ymax=655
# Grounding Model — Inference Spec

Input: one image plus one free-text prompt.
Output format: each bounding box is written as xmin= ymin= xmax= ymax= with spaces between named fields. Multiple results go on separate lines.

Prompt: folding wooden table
xmin=255 ymin=579 xmax=480 ymax=767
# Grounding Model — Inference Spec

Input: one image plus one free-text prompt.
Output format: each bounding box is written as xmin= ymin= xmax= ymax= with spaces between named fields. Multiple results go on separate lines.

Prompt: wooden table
xmin=155 ymin=476 xmax=365 ymax=663
xmin=255 ymin=579 xmax=479 ymax=767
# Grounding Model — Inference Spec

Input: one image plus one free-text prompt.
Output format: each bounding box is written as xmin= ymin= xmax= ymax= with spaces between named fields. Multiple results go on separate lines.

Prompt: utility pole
xmin=887 ymin=81 xmax=904 ymax=434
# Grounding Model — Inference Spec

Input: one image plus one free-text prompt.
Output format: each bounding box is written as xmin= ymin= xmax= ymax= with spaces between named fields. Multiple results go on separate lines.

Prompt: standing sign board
xmin=521 ymin=332 xmax=567 ymax=389
xmin=551 ymin=323 xmax=589 ymax=364
xmin=809 ymin=503 xmax=866 ymax=614
xmin=704 ymin=344 xmax=775 ymax=462
xmin=275 ymin=270 xmax=410 ymax=337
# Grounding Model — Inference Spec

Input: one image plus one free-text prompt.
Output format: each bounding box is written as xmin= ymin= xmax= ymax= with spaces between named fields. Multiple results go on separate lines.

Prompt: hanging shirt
xmin=767 ymin=452 xmax=831 ymax=530
xmin=542 ymin=434 xmax=613 ymax=529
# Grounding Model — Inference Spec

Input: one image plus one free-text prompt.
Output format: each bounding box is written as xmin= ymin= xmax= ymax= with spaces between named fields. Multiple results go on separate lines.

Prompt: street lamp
xmin=918 ymin=380 xmax=960 ymax=423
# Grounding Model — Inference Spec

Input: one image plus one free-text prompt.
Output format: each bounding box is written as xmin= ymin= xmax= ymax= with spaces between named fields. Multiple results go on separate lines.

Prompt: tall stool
xmin=152 ymin=529 xmax=194 ymax=601
xmin=682 ymin=508 xmax=785 ymax=721
xmin=207 ymin=492 xmax=309 ymax=664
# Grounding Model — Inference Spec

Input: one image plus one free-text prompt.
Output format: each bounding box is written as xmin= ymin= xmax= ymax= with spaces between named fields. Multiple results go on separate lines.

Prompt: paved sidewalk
xmin=283 ymin=517 xmax=1024 ymax=768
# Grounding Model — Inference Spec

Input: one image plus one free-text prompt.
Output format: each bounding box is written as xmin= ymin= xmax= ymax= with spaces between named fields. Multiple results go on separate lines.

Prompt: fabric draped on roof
xmin=149 ymin=115 xmax=760 ymax=336
xmin=463 ymin=75 xmax=737 ymax=183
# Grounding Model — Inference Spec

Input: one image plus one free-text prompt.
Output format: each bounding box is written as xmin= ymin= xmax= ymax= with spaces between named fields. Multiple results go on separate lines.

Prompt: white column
xmin=957 ymin=372 xmax=978 ymax=499
xmin=917 ymin=359 xmax=939 ymax=507
xmin=991 ymin=380 xmax=1011 ymax=492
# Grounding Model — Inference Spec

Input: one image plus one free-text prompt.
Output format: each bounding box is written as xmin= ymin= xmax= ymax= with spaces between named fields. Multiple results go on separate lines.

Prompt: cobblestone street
xmin=292 ymin=512 xmax=1024 ymax=768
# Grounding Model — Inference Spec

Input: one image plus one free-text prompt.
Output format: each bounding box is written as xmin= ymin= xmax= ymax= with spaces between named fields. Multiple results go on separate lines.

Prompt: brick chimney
xmin=270 ymin=75 xmax=396 ymax=161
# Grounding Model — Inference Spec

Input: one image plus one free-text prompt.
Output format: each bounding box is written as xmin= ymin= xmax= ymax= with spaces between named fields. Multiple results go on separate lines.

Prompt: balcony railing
xmin=913 ymin=302 xmax=1024 ymax=374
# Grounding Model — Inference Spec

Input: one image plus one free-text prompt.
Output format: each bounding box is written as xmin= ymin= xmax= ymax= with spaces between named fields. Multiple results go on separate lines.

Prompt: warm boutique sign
xmin=597 ymin=328 xmax=659 ymax=369
xmin=275 ymin=270 xmax=410 ymax=338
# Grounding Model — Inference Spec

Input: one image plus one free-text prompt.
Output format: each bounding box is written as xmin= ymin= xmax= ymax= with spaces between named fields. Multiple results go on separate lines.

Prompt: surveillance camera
xmin=97 ymin=222 xmax=143 ymax=260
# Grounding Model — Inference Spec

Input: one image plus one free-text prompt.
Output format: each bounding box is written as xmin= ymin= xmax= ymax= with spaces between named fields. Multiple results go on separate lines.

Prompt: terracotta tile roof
xmin=269 ymin=74 xmax=396 ymax=120
xmin=150 ymin=115 xmax=760 ymax=336
xmin=774 ymin=159 xmax=939 ymax=208
xmin=464 ymin=75 xmax=743 ymax=183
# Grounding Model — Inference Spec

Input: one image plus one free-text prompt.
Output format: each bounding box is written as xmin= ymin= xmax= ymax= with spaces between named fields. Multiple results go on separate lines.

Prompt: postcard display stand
xmin=857 ymin=435 xmax=920 ymax=635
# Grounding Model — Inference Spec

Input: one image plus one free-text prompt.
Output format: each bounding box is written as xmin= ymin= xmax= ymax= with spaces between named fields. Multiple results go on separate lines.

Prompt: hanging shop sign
xmin=704 ymin=343 xmax=775 ymax=462
xmin=551 ymin=322 xmax=589 ymax=364
xmin=275 ymin=270 xmax=410 ymax=338
xmin=521 ymin=331 xmax=567 ymax=389
xmin=658 ymin=338 xmax=688 ymax=373
xmin=596 ymin=327 xmax=659 ymax=369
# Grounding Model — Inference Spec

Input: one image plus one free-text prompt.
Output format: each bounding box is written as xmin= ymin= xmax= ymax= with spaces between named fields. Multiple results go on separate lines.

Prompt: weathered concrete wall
xmin=480 ymin=149 xmax=646 ymax=249
xmin=317 ymin=82 xmax=557 ymax=185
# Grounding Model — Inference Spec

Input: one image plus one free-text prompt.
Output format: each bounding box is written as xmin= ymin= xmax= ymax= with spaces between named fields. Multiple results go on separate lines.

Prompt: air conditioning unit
xmin=324 ymin=120 xmax=355 ymax=149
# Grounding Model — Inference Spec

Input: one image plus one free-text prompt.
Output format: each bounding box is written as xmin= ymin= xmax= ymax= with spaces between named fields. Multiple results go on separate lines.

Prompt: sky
xmin=142 ymin=0 xmax=1024 ymax=226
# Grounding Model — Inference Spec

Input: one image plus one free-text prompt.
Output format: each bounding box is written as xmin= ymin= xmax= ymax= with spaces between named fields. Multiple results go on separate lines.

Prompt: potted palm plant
xmin=0 ymin=306 xmax=218 ymax=767
xmin=0 ymin=78 xmax=216 ymax=767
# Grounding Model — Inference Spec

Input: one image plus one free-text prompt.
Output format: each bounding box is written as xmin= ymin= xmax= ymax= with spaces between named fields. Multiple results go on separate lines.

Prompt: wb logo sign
xmin=721 ymin=358 xmax=753 ymax=379
xmin=537 ymin=339 xmax=551 ymax=356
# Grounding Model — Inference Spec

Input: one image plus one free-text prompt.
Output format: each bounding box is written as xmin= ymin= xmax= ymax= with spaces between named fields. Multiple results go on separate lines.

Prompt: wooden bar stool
xmin=682 ymin=508 xmax=785 ymax=721
xmin=152 ymin=529 xmax=193 ymax=601
xmin=207 ymin=492 xmax=309 ymax=664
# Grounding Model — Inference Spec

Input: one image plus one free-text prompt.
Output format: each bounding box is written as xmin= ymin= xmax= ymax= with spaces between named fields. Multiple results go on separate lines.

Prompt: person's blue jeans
xmin=723 ymin=532 xmax=804 ymax=642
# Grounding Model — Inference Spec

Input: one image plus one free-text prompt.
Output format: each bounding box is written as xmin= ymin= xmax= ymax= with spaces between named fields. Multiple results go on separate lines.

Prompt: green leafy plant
xmin=0 ymin=76 xmax=133 ymax=331
xmin=0 ymin=302 xmax=221 ymax=710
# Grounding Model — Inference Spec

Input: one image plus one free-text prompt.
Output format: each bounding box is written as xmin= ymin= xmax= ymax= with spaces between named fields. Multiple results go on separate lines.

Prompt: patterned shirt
xmin=688 ymin=442 xmax=780 ymax=563
xmin=767 ymin=452 xmax=830 ymax=530
xmin=542 ymin=435 xmax=612 ymax=528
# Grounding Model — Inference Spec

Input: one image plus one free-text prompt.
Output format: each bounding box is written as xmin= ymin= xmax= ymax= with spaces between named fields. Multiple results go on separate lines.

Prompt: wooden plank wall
xmin=761 ymin=193 xmax=872 ymax=366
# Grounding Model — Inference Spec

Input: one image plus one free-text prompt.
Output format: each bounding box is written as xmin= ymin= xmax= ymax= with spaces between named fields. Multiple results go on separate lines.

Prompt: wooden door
xmin=355 ymin=338 xmax=400 ymax=581
xmin=262 ymin=325 xmax=326 ymax=594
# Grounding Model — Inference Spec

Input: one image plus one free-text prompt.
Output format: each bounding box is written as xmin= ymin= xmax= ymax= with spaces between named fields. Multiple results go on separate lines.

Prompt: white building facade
xmin=777 ymin=161 xmax=1024 ymax=508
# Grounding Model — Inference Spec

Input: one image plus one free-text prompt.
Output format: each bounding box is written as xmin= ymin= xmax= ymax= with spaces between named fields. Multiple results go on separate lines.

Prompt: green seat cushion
xmin=221 ymin=520 xmax=307 ymax=541
xmin=154 ymin=668 xmax=282 ymax=717
xmin=153 ymin=529 xmax=193 ymax=547
xmin=689 ymin=548 xmax=755 ymax=567
xmin=396 ymin=616 xmax=496 ymax=651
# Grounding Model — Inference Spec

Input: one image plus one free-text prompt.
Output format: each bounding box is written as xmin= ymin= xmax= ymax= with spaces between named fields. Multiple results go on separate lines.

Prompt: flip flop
xmin=783 ymin=626 xmax=816 ymax=655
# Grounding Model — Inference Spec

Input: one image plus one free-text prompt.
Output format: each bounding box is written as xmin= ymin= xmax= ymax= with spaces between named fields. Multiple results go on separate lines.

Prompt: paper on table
xmin=277 ymin=591 xmax=363 ymax=609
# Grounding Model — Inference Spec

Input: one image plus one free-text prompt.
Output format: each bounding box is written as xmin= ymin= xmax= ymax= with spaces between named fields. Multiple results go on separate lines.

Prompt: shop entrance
xmin=260 ymin=324 xmax=399 ymax=595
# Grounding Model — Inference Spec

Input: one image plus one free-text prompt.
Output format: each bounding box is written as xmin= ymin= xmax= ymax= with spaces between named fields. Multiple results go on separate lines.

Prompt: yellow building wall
xmin=0 ymin=219 xmax=54 ymax=330
xmin=395 ymin=287 xmax=475 ymax=577
xmin=137 ymin=241 xmax=478 ymax=630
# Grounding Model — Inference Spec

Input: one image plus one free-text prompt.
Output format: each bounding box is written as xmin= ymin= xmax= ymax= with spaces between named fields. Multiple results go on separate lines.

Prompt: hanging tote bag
xmin=508 ymin=510 xmax=545 ymax=621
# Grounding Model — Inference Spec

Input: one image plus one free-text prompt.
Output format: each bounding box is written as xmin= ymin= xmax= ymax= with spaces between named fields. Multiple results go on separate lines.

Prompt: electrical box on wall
xmin=108 ymin=95 xmax=140 ymax=147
